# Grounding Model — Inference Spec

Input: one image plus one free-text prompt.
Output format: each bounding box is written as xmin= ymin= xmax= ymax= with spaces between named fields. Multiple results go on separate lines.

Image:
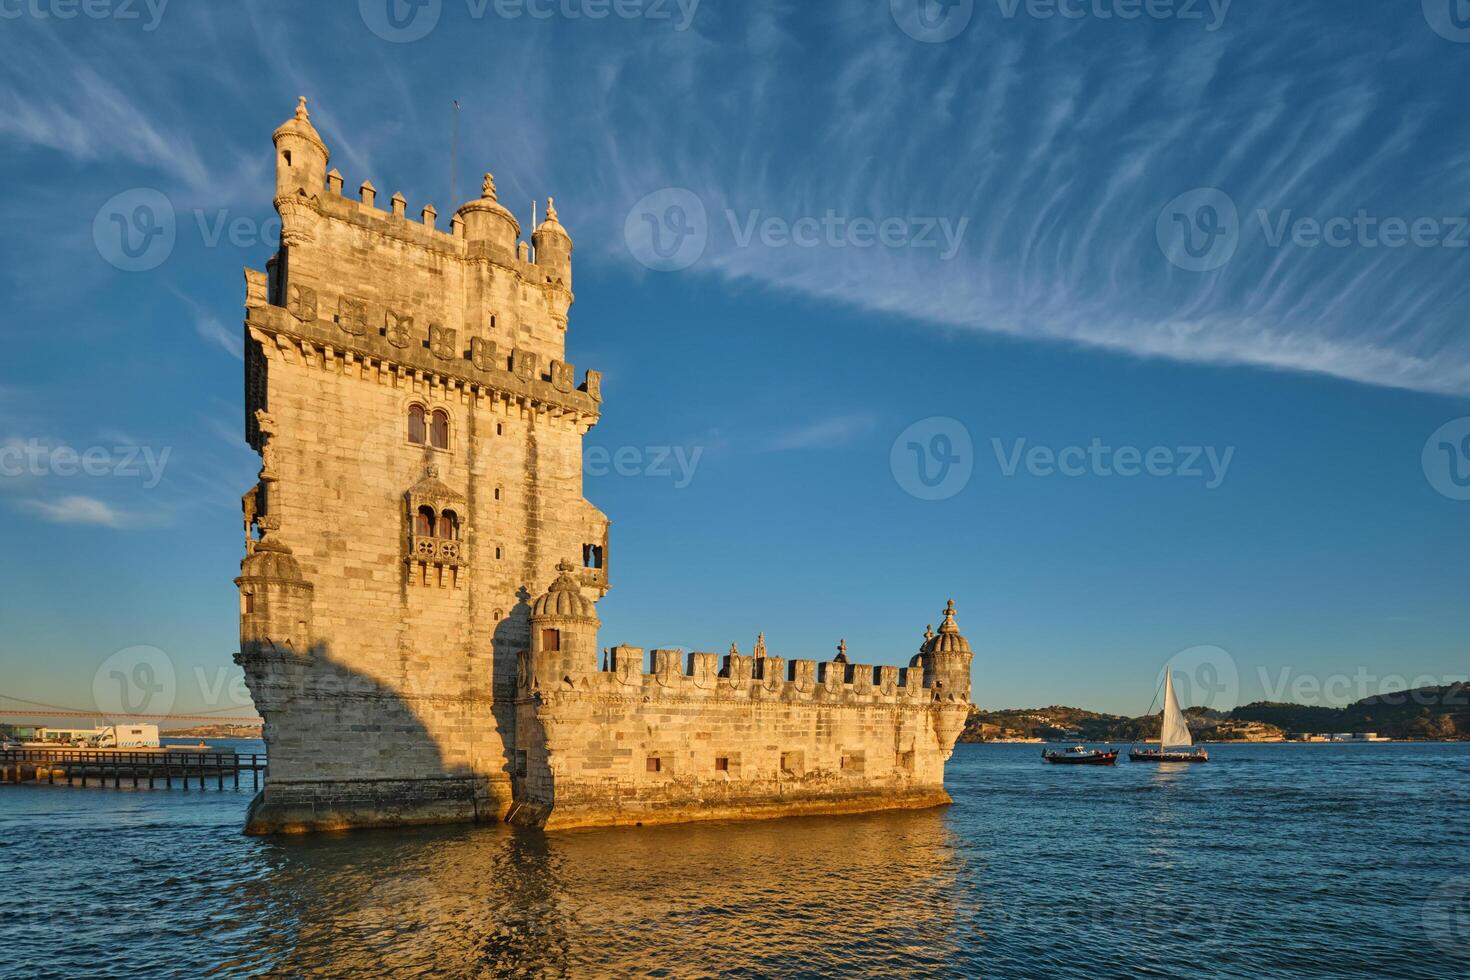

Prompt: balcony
xmin=408 ymin=534 xmax=467 ymax=567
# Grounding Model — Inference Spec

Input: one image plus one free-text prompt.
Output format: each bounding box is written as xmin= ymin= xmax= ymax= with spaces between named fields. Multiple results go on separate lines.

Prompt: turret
xmin=527 ymin=560 xmax=601 ymax=685
xmin=456 ymin=172 xmax=521 ymax=258
xmin=235 ymin=537 xmax=314 ymax=657
xmin=914 ymin=600 xmax=973 ymax=702
xmin=272 ymin=97 xmax=329 ymax=200
xmin=532 ymin=196 xmax=572 ymax=288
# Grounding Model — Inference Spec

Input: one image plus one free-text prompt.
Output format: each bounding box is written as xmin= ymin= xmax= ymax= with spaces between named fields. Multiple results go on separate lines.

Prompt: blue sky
xmin=1 ymin=0 xmax=1469 ymax=719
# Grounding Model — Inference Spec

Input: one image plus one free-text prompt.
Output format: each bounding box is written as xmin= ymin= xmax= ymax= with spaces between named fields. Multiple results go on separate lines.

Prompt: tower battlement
xmin=266 ymin=98 xmax=575 ymax=387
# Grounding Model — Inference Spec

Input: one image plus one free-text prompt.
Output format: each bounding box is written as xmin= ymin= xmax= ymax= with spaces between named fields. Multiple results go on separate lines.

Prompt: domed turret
xmin=456 ymin=172 xmax=521 ymax=257
xmin=527 ymin=560 xmax=601 ymax=683
xmin=916 ymin=599 xmax=973 ymax=701
xmin=531 ymin=559 xmax=598 ymax=621
xmin=532 ymin=196 xmax=572 ymax=288
xmin=273 ymin=96 xmax=329 ymax=199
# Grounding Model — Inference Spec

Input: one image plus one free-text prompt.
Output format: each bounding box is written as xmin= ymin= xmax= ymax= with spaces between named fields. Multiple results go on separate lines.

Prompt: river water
xmin=1 ymin=741 xmax=1467 ymax=978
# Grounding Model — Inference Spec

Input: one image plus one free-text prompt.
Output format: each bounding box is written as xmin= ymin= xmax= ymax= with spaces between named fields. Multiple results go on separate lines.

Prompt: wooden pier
xmin=0 ymin=747 xmax=265 ymax=791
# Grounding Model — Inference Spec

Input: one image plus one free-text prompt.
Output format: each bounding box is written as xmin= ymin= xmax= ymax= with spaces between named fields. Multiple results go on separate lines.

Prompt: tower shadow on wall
xmin=489 ymin=587 xmax=534 ymax=792
xmin=241 ymin=635 xmax=512 ymax=834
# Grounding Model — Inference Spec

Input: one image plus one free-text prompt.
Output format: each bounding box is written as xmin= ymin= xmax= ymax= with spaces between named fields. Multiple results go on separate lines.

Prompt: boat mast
xmin=1160 ymin=670 xmax=1171 ymax=753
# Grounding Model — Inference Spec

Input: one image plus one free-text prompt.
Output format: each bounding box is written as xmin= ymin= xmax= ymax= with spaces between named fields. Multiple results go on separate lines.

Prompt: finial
xmin=556 ymin=558 xmax=577 ymax=574
xmin=753 ymin=632 xmax=767 ymax=658
xmin=730 ymin=642 xmax=739 ymax=657
xmin=939 ymin=599 xmax=960 ymax=634
xmin=924 ymin=624 xmax=935 ymax=642
xmin=835 ymin=639 xmax=848 ymax=662
xmin=482 ymin=173 xmax=497 ymax=201
xmin=295 ymin=96 xmax=309 ymax=121
xmin=546 ymin=196 xmax=558 ymax=222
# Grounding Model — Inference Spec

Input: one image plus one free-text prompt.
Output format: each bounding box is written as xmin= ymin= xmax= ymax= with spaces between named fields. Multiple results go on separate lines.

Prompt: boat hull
xmin=1042 ymin=750 xmax=1118 ymax=765
xmin=1128 ymin=750 xmax=1208 ymax=763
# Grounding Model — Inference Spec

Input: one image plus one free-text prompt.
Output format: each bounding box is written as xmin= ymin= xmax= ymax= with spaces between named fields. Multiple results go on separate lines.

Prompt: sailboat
xmin=1128 ymin=669 xmax=1209 ymax=763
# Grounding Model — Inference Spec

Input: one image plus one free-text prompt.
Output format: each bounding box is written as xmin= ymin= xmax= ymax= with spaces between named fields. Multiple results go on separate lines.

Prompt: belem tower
xmin=234 ymin=99 xmax=974 ymax=833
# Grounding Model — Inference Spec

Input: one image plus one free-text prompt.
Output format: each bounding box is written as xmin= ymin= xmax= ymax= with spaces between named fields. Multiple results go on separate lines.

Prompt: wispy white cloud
xmin=18 ymin=494 xmax=128 ymax=528
xmin=764 ymin=414 xmax=877 ymax=452
xmin=547 ymin=3 xmax=1470 ymax=396
xmin=194 ymin=315 xmax=245 ymax=361
xmin=6 ymin=2 xmax=1467 ymax=397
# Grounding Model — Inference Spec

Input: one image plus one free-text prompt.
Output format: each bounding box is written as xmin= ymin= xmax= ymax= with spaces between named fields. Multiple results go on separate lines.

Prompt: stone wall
xmin=511 ymin=648 xmax=969 ymax=830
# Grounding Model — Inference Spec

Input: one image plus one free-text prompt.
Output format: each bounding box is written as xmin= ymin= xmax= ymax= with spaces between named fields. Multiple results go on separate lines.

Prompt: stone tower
xmin=234 ymin=98 xmax=608 ymax=833
xmin=232 ymin=101 xmax=973 ymax=835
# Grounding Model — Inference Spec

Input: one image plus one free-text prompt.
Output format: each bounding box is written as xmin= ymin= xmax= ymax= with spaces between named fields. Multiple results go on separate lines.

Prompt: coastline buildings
xmin=233 ymin=100 xmax=973 ymax=833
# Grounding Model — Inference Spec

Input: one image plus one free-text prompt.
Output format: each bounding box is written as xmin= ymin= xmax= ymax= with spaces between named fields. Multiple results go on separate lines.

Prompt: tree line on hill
xmin=961 ymin=683 xmax=1469 ymax=742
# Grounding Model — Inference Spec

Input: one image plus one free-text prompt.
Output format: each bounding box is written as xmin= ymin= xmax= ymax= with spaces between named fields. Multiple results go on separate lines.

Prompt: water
xmin=2 ymin=742 xmax=1467 ymax=978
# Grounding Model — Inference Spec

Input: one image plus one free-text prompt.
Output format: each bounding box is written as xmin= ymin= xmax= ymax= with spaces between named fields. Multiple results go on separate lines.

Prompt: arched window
xmin=408 ymin=404 xmax=427 ymax=445
xmin=414 ymin=506 xmax=435 ymax=537
xmin=583 ymin=544 xmax=604 ymax=569
xmin=430 ymin=409 xmax=450 ymax=450
xmin=439 ymin=510 xmax=460 ymax=540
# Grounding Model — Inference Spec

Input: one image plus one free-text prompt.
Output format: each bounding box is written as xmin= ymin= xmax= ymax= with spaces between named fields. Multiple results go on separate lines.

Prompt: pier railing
xmin=0 ymin=748 xmax=266 ymax=791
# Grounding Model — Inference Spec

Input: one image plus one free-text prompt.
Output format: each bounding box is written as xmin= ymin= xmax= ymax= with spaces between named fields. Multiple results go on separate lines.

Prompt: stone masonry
xmin=234 ymin=100 xmax=972 ymax=834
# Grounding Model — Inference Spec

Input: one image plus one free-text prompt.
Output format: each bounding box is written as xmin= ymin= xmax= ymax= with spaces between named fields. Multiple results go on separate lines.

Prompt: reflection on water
xmin=245 ymin=809 xmax=968 ymax=977
xmin=2 ymin=742 xmax=1467 ymax=979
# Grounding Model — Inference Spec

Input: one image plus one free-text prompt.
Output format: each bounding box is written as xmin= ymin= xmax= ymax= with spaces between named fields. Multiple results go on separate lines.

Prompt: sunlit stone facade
xmin=234 ymin=100 xmax=971 ymax=833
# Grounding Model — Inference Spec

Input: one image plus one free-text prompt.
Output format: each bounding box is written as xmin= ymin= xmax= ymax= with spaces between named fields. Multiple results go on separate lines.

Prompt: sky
xmin=1 ymin=0 xmax=1469 ymax=720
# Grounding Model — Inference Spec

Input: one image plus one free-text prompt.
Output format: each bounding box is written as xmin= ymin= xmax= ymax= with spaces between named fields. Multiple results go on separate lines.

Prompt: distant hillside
xmin=1233 ymin=684 xmax=1469 ymax=740
xmin=162 ymin=723 xmax=263 ymax=739
xmin=961 ymin=704 xmax=1245 ymax=743
xmin=962 ymin=684 xmax=1470 ymax=742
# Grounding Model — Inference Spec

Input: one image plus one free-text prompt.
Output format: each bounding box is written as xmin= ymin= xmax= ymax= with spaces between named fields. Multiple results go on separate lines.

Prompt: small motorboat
xmin=1042 ymin=744 xmax=1119 ymax=765
xmin=1129 ymin=669 xmax=1209 ymax=763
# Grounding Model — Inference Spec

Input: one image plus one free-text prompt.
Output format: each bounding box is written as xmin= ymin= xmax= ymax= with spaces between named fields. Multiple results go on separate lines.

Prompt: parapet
xmin=242 ymin=282 xmax=602 ymax=422
xmin=578 ymin=645 xmax=936 ymax=706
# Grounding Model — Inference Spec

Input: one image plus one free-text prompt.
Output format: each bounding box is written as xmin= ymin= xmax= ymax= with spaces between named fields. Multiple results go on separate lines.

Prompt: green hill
xmin=962 ymin=684 xmax=1470 ymax=742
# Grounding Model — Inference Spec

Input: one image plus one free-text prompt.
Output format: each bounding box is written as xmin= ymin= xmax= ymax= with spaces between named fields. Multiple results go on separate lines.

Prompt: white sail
xmin=1159 ymin=670 xmax=1193 ymax=749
